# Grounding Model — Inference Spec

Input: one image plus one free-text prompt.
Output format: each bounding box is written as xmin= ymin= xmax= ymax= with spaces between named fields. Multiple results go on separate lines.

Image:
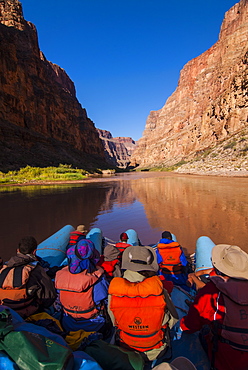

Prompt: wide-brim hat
xmin=212 ymin=244 xmax=248 ymax=280
xmin=121 ymin=245 xmax=159 ymax=272
xmin=153 ymin=357 xmax=196 ymax=370
xmin=66 ymin=239 xmax=99 ymax=274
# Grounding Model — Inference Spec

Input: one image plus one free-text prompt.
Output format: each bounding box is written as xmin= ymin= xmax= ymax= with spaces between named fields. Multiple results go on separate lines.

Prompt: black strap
xmin=218 ymin=336 xmax=248 ymax=350
xmin=0 ymin=267 xmax=12 ymax=287
xmin=13 ymin=265 xmax=25 ymax=288
xmin=0 ymin=265 xmax=30 ymax=288
xmin=221 ymin=324 xmax=248 ymax=334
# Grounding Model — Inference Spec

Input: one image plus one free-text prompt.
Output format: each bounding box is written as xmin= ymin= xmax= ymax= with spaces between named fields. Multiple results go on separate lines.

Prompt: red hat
xmin=120 ymin=232 xmax=128 ymax=241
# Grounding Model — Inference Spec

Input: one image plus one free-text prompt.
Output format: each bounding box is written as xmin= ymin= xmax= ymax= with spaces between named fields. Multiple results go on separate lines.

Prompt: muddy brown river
xmin=0 ymin=172 xmax=247 ymax=262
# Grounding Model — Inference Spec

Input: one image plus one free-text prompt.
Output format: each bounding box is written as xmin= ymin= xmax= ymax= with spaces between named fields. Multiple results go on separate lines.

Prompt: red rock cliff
xmin=0 ymin=0 xmax=106 ymax=171
xmin=131 ymin=0 xmax=248 ymax=168
xmin=97 ymin=129 xmax=136 ymax=168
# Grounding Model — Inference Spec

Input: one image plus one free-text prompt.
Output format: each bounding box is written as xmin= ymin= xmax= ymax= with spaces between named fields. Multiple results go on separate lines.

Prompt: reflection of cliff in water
xmin=99 ymin=182 xmax=136 ymax=212
xmin=0 ymin=184 xmax=110 ymax=261
xmin=0 ymin=181 xmax=136 ymax=261
xmin=130 ymin=175 xmax=248 ymax=254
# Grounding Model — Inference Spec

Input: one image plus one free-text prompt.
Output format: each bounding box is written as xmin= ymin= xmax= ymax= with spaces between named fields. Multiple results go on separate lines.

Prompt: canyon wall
xmin=0 ymin=0 xmax=106 ymax=171
xmin=131 ymin=0 xmax=248 ymax=168
xmin=97 ymin=129 xmax=136 ymax=168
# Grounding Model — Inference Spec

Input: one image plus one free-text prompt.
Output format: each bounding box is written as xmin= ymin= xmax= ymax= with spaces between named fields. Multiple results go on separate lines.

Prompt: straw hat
xmin=211 ymin=244 xmax=248 ymax=280
xmin=121 ymin=245 xmax=158 ymax=272
xmin=153 ymin=357 xmax=196 ymax=370
xmin=76 ymin=225 xmax=88 ymax=233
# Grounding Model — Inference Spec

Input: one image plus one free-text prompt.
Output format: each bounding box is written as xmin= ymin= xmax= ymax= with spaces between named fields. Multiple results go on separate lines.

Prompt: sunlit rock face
xmin=0 ymin=0 xmax=106 ymax=171
xmin=97 ymin=129 xmax=136 ymax=168
xmin=131 ymin=0 xmax=248 ymax=168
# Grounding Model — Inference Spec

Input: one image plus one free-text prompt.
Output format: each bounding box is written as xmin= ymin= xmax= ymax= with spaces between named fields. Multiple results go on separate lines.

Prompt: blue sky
xmin=20 ymin=0 xmax=238 ymax=141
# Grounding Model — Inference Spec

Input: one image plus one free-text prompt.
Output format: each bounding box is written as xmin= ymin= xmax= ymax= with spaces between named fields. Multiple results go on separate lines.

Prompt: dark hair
xmin=161 ymin=231 xmax=172 ymax=240
xmin=18 ymin=236 xmax=37 ymax=255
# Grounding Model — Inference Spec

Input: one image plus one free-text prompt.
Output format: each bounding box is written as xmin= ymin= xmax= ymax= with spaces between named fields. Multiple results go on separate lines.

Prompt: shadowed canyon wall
xmin=0 ymin=0 xmax=106 ymax=171
xmin=131 ymin=0 xmax=248 ymax=168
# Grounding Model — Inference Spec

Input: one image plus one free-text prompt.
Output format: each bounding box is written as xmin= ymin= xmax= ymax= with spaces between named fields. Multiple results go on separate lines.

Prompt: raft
xmin=34 ymin=226 xmax=213 ymax=370
xmin=170 ymin=286 xmax=210 ymax=370
xmin=36 ymin=225 xmax=75 ymax=267
xmin=86 ymin=228 xmax=103 ymax=254
xmin=195 ymin=236 xmax=215 ymax=272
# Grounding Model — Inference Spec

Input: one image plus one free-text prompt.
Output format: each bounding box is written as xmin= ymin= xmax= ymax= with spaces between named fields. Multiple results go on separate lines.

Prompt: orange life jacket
xmin=115 ymin=242 xmax=132 ymax=254
xmin=157 ymin=242 xmax=182 ymax=274
xmin=109 ymin=275 xmax=167 ymax=352
xmin=55 ymin=266 xmax=104 ymax=319
xmin=0 ymin=263 xmax=37 ymax=311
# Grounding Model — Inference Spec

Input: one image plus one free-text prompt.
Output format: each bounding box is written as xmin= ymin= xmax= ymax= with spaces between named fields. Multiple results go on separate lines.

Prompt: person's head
xmin=67 ymin=239 xmax=100 ymax=274
xmin=211 ymin=244 xmax=248 ymax=280
xmin=161 ymin=231 xmax=172 ymax=240
xmin=122 ymin=245 xmax=159 ymax=273
xmin=18 ymin=236 xmax=37 ymax=255
xmin=76 ymin=225 xmax=88 ymax=234
xmin=120 ymin=232 xmax=128 ymax=242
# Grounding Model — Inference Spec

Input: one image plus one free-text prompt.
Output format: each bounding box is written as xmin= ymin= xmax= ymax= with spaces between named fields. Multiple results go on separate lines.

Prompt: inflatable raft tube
xmin=125 ymin=229 xmax=139 ymax=246
xmin=36 ymin=225 xmax=75 ymax=267
xmin=195 ymin=236 xmax=215 ymax=272
xmin=86 ymin=228 xmax=103 ymax=254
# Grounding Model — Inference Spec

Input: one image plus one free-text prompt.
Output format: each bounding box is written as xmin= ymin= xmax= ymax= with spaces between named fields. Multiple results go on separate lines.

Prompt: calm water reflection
xmin=0 ymin=172 xmax=247 ymax=262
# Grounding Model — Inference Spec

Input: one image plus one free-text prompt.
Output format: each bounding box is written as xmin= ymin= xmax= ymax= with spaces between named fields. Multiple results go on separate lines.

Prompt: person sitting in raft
xmin=180 ymin=244 xmax=248 ymax=370
xmin=67 ymin=225 xmax=88 ymax=248
xmin=156 ymin=231 xmax=190 ymax=291
xmin=55 ymin=238 xmax=110 ymax=335
xmin=98 ymin=242 xmax=122 ymax=281
xmin=115 ymin=232 xmax=132 ymax=254
xmin=0 ymin=236 xmax=57 ymax=318
xmin=108 ymin=245 xmax=178 ymax=362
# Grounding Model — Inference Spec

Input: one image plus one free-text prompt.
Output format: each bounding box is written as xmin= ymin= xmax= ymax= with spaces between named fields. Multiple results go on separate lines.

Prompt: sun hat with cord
xmin=152 ymin=356 xmax=197 ymax=370
xmin=121 ymin=245 xmax=159 ymax=272
xmin=211 ymin=244 xmax=248 ymax=280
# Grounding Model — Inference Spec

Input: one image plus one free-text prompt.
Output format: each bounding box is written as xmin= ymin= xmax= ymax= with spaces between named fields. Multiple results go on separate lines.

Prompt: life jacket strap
xmin=221 ymin=324 xmax=248 ymax=334
xmin=122 ymin=329 xmax=159 ymax=339
xmin=218 ymin=335 xmax=248 ymax=350
xmin=3 ymin=295 xmax=35 ymax=309
xmin=0 ymin=265 xmax=26 ymax=288
xmin=64 ymin=305 xmax=97 ymax=315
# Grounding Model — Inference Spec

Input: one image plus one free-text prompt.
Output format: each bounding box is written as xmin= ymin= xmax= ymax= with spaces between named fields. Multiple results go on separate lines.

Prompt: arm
xmin=107 ymin=294 xmax=116 ymax=325
xmin=156 ymin=249 xmax=163 ymax=265
xmin=180 ymin=281 xmax=223 ymax=333
xmin=27 ymin=265 xmax=57 ymax=307
xmin=93 ymin=275 xmax=109 ymax=306
xmin=163 ymin=289 xmax=179 ymax=328
xmin=187 ymin=272 xmax=206 ymax=291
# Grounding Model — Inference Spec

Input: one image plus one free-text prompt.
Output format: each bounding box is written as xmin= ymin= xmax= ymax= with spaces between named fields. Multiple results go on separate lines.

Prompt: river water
xmin=0 ymin=172 xmax=248 ymax=262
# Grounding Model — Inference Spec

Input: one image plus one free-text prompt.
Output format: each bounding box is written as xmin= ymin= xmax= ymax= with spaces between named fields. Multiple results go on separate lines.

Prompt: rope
xmin=37 ymin=247 xmax=66 ymax=254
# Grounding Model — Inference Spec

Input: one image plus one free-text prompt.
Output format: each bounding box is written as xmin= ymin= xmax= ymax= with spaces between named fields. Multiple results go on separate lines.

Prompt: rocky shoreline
xmin=175 ymin=128 xmax=248 ymax=177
